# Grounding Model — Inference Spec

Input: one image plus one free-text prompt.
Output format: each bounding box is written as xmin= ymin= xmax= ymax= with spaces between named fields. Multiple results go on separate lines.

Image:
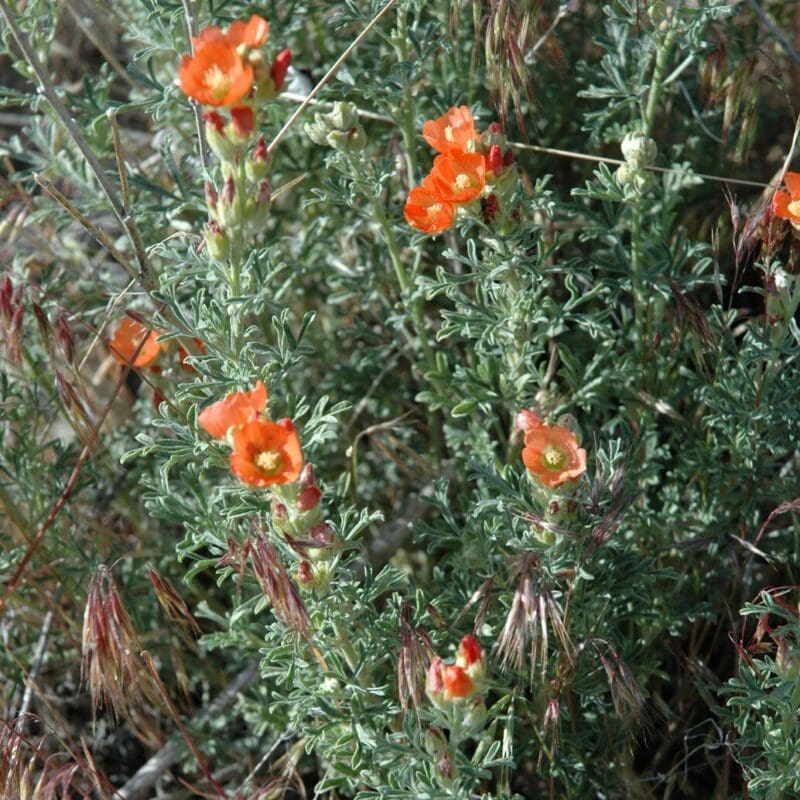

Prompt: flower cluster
xmin=404 ymin=106 xmax=516 ymax=234
xmin=198 ymin=381 xmax=303 ymax=488
xmin=518 ymin=409 xmax=587 ymax=489
xmin=179 ymin=15 xmax=290 ymax=109
xmin=425 ymin=635 xmax=488 ymax=739
xmin=426 ymin=635 xmax=486 ymax=705
xmin=178 ymin=15 xmax=292 ymax=261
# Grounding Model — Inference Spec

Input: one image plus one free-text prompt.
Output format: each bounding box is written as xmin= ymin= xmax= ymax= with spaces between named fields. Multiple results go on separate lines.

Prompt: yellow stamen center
xmin=427 ymin=202 xmax=443 ymax=218
xmin=255 ymin=449 xmax=282 ymax=475
xmin=203 ymin=65 xmax=232 ymax=102
xmin=454 ymin=173 xmax=471 ymax=191
xmin=542 ymin=444 xmax=566 ymax=470
xmin=444 ymin=124 xmax=454 ymax=142
xmin=788 ymin=199 xmax=800 ymax=218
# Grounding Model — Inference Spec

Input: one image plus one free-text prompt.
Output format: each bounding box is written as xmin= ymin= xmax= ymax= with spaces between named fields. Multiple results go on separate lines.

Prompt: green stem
xmin=395 ymin=5 xmax=417 ymax=184
xmin=630 ymin=197 xmax=644 ymax=343
xmin=642 ymin=18 xmax=680 ymax=137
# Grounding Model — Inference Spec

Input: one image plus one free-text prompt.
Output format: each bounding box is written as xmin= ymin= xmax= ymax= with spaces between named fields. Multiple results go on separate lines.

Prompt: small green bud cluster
xmin=615 ymin=131 xmax=657 ymax=197
xmin=304 ymin=102 xmax=367 ymax=152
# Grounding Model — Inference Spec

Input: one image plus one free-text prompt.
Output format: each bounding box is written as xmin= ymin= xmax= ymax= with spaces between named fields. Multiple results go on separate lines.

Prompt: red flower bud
xmin=427 ymin=657 xmax=444 ymax=694
xmin=516 ymin=409 xmax=543 ymax=433
xmin=481 ymin=193 xmax=499 ymax=223
xmin=309 ymin=523 xmax=333 ymax=546
xmin=487 ymin=121 xmax=502 ymax=135
xmin=255 ymin=177 xmax=271 ymax=207
xmin=296 ymin=486 xmax=322 ymax=512
xmin=277 ymin=418 xmax=295 ymax=432
xmin=253 ymin=134 xmax=269 ymax=163
xmin=270 ymin=48 xmax=292 ymax=91
xmin=221 ymin=174 xmax=235 ymax=205
xmin=487 ymin=144 xmax=503 ymax=174
xmin=271 ymin=499 xmax=288 ymax=521
xmin=458 ymin=634 xmax=482 ymax=666
xmin=203 ymin=111 xmax=225 ymax=134
xmin=205 ymin=180 xmax=218 ymax=208
xmin=231 ymin=106 xmax=255 ymax=139
xmin=503 ymin=148 xmax=515 ymax=166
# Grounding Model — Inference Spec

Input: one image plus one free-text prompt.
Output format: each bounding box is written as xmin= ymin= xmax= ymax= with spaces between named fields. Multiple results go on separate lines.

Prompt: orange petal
xmin=227 ymin=15 xmax=269 ymax=48
xmin=773 ymin=190 xmax=792 ymax=220
xmin=784 ymin=171 xmax=800 ymax=198
xmin=198 ymin=381 xmax=268 ymax=440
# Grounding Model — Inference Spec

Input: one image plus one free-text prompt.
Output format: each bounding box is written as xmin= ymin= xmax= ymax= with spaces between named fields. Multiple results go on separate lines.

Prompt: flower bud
xmin=205 ymin=219 xmax=230 ymax=262
xmin=309 ymin=523 xmax=333 ymax=546
xmin=271 ymin=499 xmax=288 ymax=521
xmin=327 ymin=101 xmax=359 ymax=131
xmin=621 ymin=131 xmax=657 ymax=169
xmin=204 ymin=111 xmax=234 ymax=162
xmin=426 ymin=656 xmax=444 ymax=696
xmin=230 ymin=106 xmax=255 ymax=142
xmin=481 ymin=193 xmax=499 ymax=223
xmin=326 ymin=125 xmax=367 ymax=152
xmin=204 ymin=181 xmax=218 ymax=210
xmin=487 ymin=144 xmax=503 ymax=175
xmin=442 ymin=664 xmax=473 ymax=699
xmin=248 ymin=135 xmax=270 ymax=182
xmin=296 ymin=486 xmax=322 ymax=512
xmin=456 ymin=634 xmax=486 ymax=682
xmin=270 ymin=48 xmax=292 ymax=92
xmin=516 ymin=409 xmax=543 ymax=433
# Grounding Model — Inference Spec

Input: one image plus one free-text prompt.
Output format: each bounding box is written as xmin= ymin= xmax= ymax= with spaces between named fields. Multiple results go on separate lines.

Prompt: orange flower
xmin=230 ymin=419 xmax=303 ymax=487
xmin=109 ymin=317 xmax=162 ymax=368
xmin=522 ymin=422 xmax=587 ymax=488
xmin=428 ymin=151 xmax=486 ymax=204
xmin=404 ymin=181 xmax=455 ymax=234
xmin=179 ymin=39 xmax=254 ymax=106
xmin=422 ymin=106 xmax=479 ymax=156
xmin=198 ymin=381 xmax=268 ymax=440
xmin=772 ymin=171 xmax=800 ymax=225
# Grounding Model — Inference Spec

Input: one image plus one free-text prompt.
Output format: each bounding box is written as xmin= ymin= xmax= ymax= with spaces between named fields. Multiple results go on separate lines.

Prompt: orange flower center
xmin=203 ymin=65 xmax=232 ymax=102
xmin=788 ymin=199 xmax=800 ymax=218
xmin=542 ymin=444 xmax=567 ymax=470
xmin=427 ymin=202 xmax=443 ymax=218
xmin=255 ymin=449 xmax=282 ymax=475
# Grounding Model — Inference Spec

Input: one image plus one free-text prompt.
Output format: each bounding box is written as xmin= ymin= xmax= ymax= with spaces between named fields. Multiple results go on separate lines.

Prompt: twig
xmin=511 ymin=142 xmax=776 ymax=189
xmin=0 ymin=326 xmax=153 ymax=615
xmin=14 ymin=585 xmax=61 ymax=724
xmin=180 ymin=0 xmax=210 ymax=173
xmin=279 ymin=91 xmax=394 ymax=123
xmin=531 ymin=4 xmax=569 ymax=58
xmin=116 ymin=663 xmax=259 ymax=800
xmin=59 ymin=0 xmax=137 ymax=88
xmin=0 ymin=0 xmax=151 ymax=285
xmin=268 ymin=0 xmax=398 ymax=154
xmin=34 ymin=175 xmax=137 ymax=279
xmin=748 ymin=0 xmax=800 ymax=65
xmin=141 ymin=652 xmax=228 ymax=800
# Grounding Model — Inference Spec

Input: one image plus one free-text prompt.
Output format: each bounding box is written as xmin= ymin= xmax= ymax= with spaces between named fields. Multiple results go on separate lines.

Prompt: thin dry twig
xmin=268 ymin=0 xmax=398 ymax=154
xmin=0 ymin=326 xmax=152 ymax=615
xmin=179 ymin=0 xmax=210 ymax=173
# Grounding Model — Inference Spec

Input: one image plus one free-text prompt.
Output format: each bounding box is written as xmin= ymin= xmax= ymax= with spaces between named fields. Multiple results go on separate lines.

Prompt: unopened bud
xmin=204 ymin=181 xmax=218 ymax=209
xmin=487 ymin=121 xmax=502 ymax=135
xmin=205 ymin=219 xmax=230 ymax=262
xmin=481 ymin=193 xmax=499 ymax=223
xmin=270 ymin=48 xmax=291 ymax=92
xmin=621 ymin=131 xmax=657 ymax=168
xmin=204 ymin=111 xmax=234 ymax=162
xmin=502 ymin=148 xmax=514 ymax=166
xmin=548 ymin=500 xmax=560 ymax=515
xmin=296 ymin=486 xmax=322 ymax=512
xmin=271 ymin=500 xmax=288 ymax=521
xmin=299 ymin=464 xmax=316 ymax=491
xmin=230 ymin=106 xmax=255 ymax=141
xmin=221 ymin=174 xmax=235 ymax=205
xmin=277 ymin=418 xmax=295 ymax=432
xmin=255 ymin=177 xmax=271 ymax=207
xmin=296 ymin=559 xmax=314 ymax=586
xmin=309 ymin=523 xmax=333 ymax=546
xmin=426 ymin=657 xmax=444 ymax=695
xmin=516 ymin=409 xmax=543 ymax=433
xmin=487 ymin=144 xmax=503 ymax=175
